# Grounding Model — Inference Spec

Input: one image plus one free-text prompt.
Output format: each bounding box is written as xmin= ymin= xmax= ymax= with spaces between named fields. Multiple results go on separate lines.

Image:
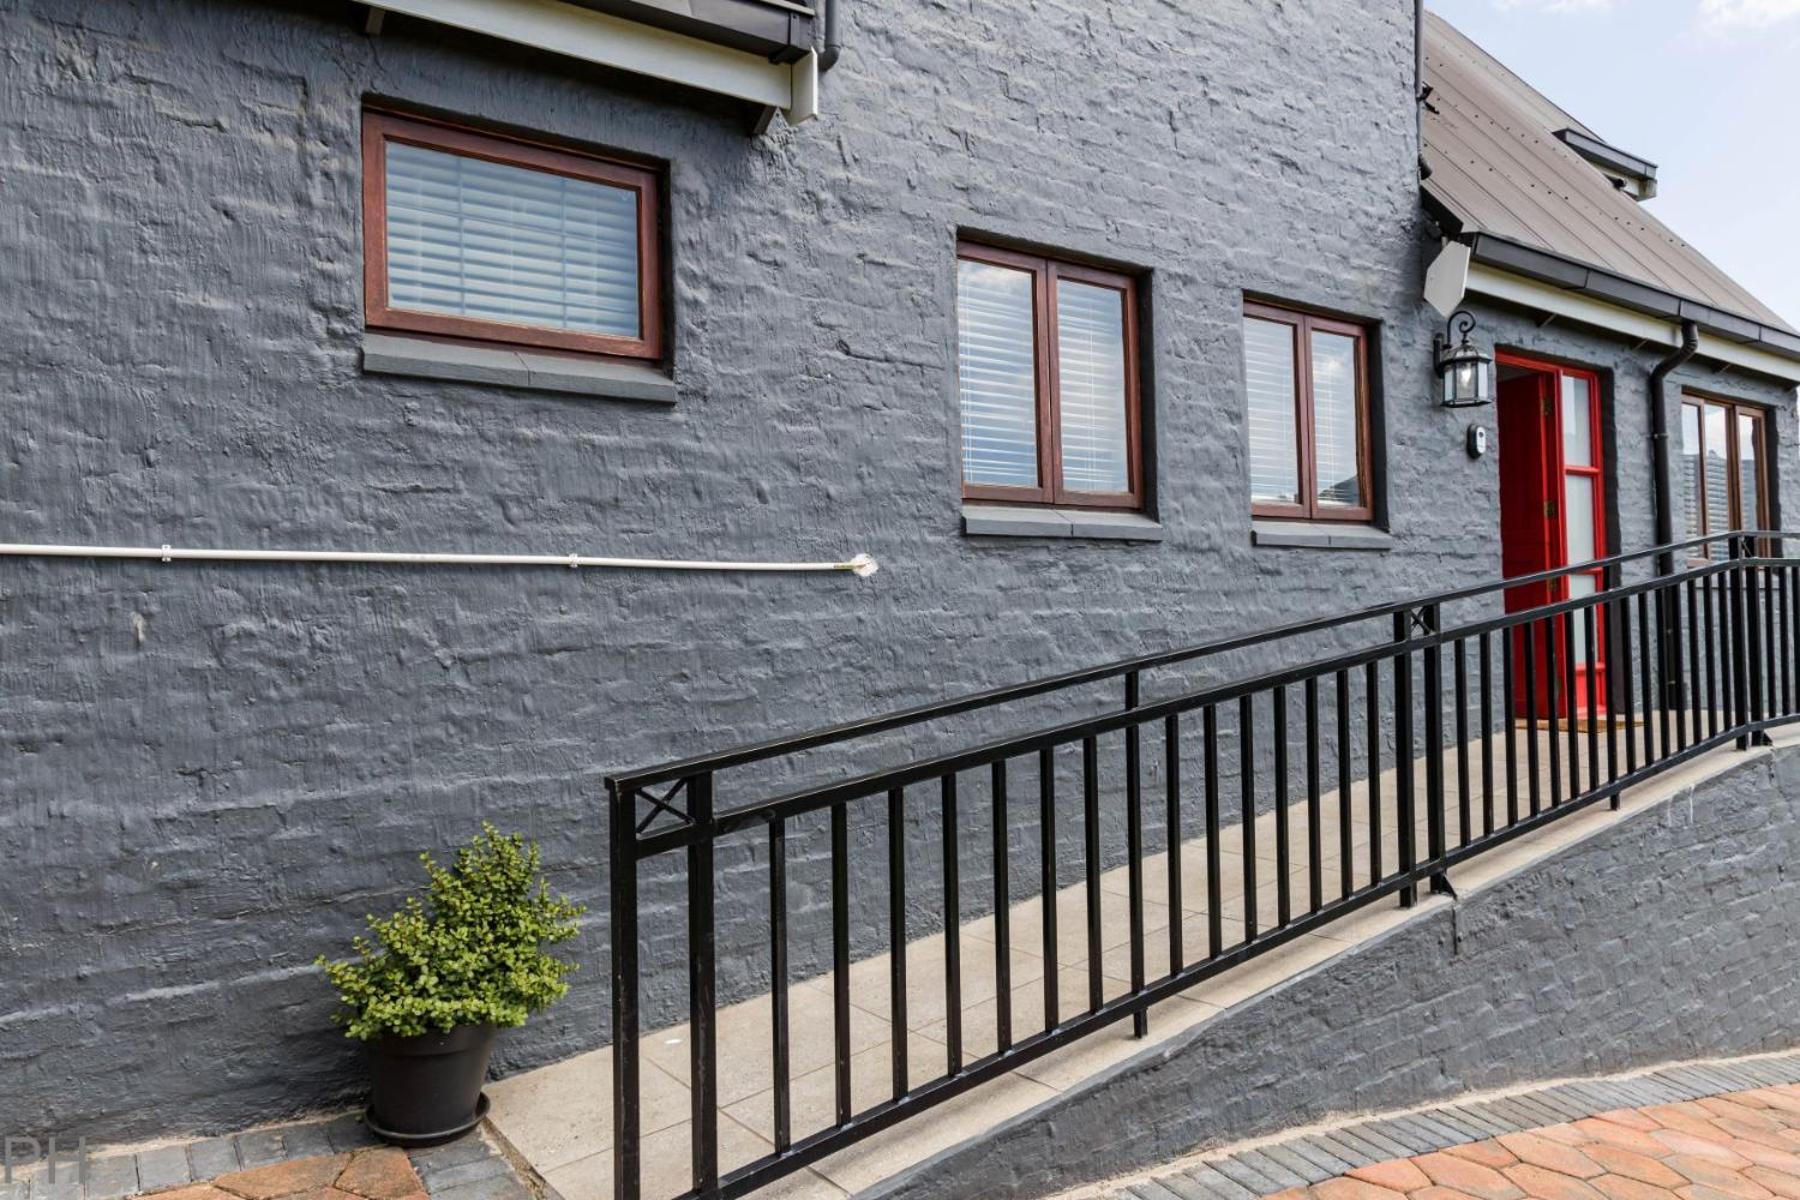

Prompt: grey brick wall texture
xmin=0 ymin=0 xmax=1794 ymax=1145
xmin=868 ymin=742 xmax=1800 ymax=1200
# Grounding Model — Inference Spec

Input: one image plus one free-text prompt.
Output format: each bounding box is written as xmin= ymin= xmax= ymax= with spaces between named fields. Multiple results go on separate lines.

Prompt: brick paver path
xmin=1265 ymin=1089 xmax=1800 ymax=1200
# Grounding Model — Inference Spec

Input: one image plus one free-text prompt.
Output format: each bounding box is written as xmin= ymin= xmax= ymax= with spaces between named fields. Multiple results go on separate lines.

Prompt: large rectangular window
xmin=1243 ymin=302 xmax=1375 ymax=522
xmin=956 ymin=242 xmax=1143 ymax=509
xmin=363 ymin=109 xmax=662 ymax=359
xmin=1681 ymin=393 xmax=1769 ymax=554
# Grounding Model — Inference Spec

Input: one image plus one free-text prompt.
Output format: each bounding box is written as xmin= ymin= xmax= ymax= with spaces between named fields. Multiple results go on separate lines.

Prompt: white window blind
xmin=957 ymin=260 xmax=1040 ymax=489
xmin=1244 ymin=316 xmax=1299 ymax=504
xmin=1056 ymin=280 xmax=1129 ymax=494
xmin=385 ymin=141 xmax=641 ymax=338
xmin=1310 ymin=331 xmax=1362 ymax=509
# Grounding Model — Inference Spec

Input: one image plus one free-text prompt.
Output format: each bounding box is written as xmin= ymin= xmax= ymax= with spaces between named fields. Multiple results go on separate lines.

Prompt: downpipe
xmin=1650 ymin=320 xmax=1700 ymax=711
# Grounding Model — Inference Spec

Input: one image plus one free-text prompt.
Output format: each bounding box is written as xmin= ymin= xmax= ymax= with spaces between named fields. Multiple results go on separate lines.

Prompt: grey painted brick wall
xmin=868 ymin=739 xmax=1800 ymax=1200
xmin=1 ymin=0 xmax=1794 ymax=1144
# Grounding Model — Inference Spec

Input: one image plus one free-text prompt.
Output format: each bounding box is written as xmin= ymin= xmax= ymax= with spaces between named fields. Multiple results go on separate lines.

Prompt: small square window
xmin=363 ymin=109 xmax=662 ymax=360
xmin=1243 ymin=301 xmax=1377 ymax=522
xmin=956 ymin=242 xmax=1145 ymax=509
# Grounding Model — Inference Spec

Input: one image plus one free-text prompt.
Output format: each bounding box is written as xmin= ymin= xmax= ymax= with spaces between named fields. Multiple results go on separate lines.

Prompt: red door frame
xmin=1496 ymin=351 xmax=1608 ymax=718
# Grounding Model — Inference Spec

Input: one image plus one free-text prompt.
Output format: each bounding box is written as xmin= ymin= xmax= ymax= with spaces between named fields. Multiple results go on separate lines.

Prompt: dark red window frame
xmin=1683 ymin=391 xmax=1771 ymax=559
xmin=1243 ymin=300 xmax=1376 ymax=524
xmin=362 ymin=108 xmax=664 ymax=361
xmin=956 ymin=241 xmax=1145 ymax=510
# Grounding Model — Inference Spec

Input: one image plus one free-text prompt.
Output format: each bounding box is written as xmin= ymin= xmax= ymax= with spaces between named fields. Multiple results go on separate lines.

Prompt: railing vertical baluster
xmin=610 ymin=787 xmax=642 ymax=1200
xmin=1781 ymin=564 xmax=1793 ymax=714
xmin=1454 ymin=636 xmax=1471 ymax=847
xmin=1083 ymin=737 xmax=1103 ymax=1011
xmin=1789 ymin=563 xmax=1800 ymax=715
xmin=1584 ymin=605 xmax=1599 ymax=795
xmin=1239 ymin=696 xmax=1258 ymax=941
xmin=1668 ymin=583 xmax=1688 ymax=752
xmin=1728 ymin=543 xmax=1745 ymax=740
xmin=831 ymin=800 xmax=852 ymax=1127
xmin=1365 ymin=661 xmax=1383 ymax=883
xmin=1273 ymin=686 xmax=1291 ymax=927
xmin=1747 ymin=538 xmax=1767 ymax=732
xmin=1039 ymin=748 xmax=1058 ymax=1031
xmin=1562 ymin=604 xmax=1580 ymax=798
xmin=1305 ymin=678 xmax=1322 ymax=913
xmin=1503 ymin=625 xmax=1519 ymax=827
xmin=1654 ymin=589 xmax=1673 ymax=756
xmin=886 ymin=790 xmax=907 ymax=1101
xmin=1685 ymin=577 xmax=1702 ymax=749
xmin=1704 ymin=569 xmax=1719 ymax=738
xmin=1618 ymin=592 xmax=1638 ymax=770
xmin=1204 ymin=705 xmax=1222 ymax=958
xmin=1125 ymin=675 xmax=1146 ymax=1038
xmin=1480 ymin=633 xmax=1495 ymax=836
xmin=770 ymin=818 xmax=791 ymax=1149
xmin=1393 ymin=612 xmax=1417 ymax=908
xmin=1545 ymin=615 xmax=1563 ymax=808
xmin=1637 ymin=590 xmax=1656 ymax=762
xmin=941 ymin=774 xmax=962 ymax=1075
xmin=991 ymin=760 xmax=1013 ymax=1052
xmin=1523 ymin=621 xmax=1541 ymax=817
xmin=1336 ymin=669 xmax=1353 ymax=897
xmin=1605 ymin=588 xmax=1620 ymax=784
xmin=1165 ymin=715 xmax=1183 ymax=975
xmin=1423 ymin=605 xmax=1445 ymax=875
xmin=687 ymin=771 xmax=718 ymax=1195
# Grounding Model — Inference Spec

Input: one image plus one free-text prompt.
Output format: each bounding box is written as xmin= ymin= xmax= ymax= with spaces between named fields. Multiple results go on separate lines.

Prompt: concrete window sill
xmin=962 ymin=504 xmax=1164 ymax=542
xmin=1251 ymin=518 xmax=1392 ymax=551
xmin=361 ymin=332 xmax=678 ymax=404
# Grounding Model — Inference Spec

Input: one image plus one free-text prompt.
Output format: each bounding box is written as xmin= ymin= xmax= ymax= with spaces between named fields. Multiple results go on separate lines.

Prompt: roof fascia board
xmin=1466 ymin=261 xmax=1800 ymax=383
xmin=368 ymin=0 xmax=801 ymax=111
xmin=1470 ymin=233 xmax=1800 ymax=354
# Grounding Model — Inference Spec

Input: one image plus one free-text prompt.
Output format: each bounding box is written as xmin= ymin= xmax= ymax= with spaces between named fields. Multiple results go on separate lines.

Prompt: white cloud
xmin=1492 ymin=0 xmax=1617 ymax=10
xmin=1699 ymin=0 xmax=1800 ymax=26
xmin=1490 ymin=0 xmax=1620 ymax=10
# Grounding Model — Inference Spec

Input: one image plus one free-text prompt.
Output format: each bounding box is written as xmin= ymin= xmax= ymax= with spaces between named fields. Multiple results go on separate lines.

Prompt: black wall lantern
xmin=1436 ymin=309 xmax=1493 ymax=407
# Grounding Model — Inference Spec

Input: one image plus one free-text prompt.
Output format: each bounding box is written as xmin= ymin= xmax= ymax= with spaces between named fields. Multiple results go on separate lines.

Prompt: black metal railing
xmin=606 ymin=532 xmax=1799 ymax=1200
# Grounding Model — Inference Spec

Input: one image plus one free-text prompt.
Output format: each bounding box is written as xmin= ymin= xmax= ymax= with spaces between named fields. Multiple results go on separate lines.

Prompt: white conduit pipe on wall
xmin=0 ymin=542 xmax=880 ymax=577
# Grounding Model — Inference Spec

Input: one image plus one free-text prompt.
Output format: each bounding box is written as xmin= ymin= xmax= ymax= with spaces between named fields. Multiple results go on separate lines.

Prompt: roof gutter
xmin=1650 ymin=319 xmax=1700 ymax=579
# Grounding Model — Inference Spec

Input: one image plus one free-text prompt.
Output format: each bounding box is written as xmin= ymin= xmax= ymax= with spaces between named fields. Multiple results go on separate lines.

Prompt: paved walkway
xmin=1079 ymin=1052 xmax=1800 ymax=1200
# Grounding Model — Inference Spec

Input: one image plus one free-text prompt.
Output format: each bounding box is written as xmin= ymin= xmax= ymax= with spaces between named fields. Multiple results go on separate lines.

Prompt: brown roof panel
xmin=1423 ymin=10 xmax=1793 ymax=334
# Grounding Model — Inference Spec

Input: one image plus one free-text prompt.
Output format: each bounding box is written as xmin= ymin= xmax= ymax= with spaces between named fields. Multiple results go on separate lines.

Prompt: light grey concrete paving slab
xmin=1258 ymin=1144 xmax=1332 ymax=1185
xmin=1281 ymin=1136 xmax=1357 ymax=1176
xmin=1232 ymin=1149 xmax=1308 ymax=1191
xmin=1179 ymin=1162 xmax=1259 ymax=1200
xmin=130 ymin=1147 xmax=190 ymax=1193
xmin=1207 ymin=1155 xmax=1283 ymax=1196
xmin=184 ymin=1138 xmax=239 ymax=1180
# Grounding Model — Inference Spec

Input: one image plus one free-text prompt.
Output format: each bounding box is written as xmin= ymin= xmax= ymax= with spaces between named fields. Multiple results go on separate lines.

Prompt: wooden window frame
xmin=1243 ymin=300 xmax=1376 ymax=524
xmin=956 ymin=241 xmax=1144 ymax=510
xmin=362 ymin=108 xmax=664 ymax=360
xmin=1683 ymin=391 xmax=1771 ymax=558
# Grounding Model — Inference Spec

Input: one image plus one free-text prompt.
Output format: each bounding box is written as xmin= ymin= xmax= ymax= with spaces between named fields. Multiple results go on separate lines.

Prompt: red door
xmin=1497 ymin=355 xmax=1607 ymax=718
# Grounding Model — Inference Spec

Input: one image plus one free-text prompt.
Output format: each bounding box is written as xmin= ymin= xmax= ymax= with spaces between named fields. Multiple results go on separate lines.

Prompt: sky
xmin=1426 ymin=0 xmax=1800 ymax=330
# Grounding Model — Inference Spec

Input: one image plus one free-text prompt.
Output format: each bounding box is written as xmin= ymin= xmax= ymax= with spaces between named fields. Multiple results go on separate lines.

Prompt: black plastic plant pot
xmin=365 ymin=1023 xmax=498 ymax=1147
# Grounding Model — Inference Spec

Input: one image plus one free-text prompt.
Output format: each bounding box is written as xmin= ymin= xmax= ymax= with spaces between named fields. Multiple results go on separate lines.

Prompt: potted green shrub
xmin=318 ymin=824 xmax=584 ymax=1145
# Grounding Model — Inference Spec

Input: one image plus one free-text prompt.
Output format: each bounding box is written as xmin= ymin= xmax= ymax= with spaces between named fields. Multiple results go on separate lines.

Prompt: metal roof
xmin=1422 ymin=10 xmax=1796 ymax=338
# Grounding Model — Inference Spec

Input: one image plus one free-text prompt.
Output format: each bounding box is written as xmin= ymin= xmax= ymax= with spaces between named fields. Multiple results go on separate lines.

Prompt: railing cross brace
xmin=1428 ymin=871 xmax=1457 ymax=899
